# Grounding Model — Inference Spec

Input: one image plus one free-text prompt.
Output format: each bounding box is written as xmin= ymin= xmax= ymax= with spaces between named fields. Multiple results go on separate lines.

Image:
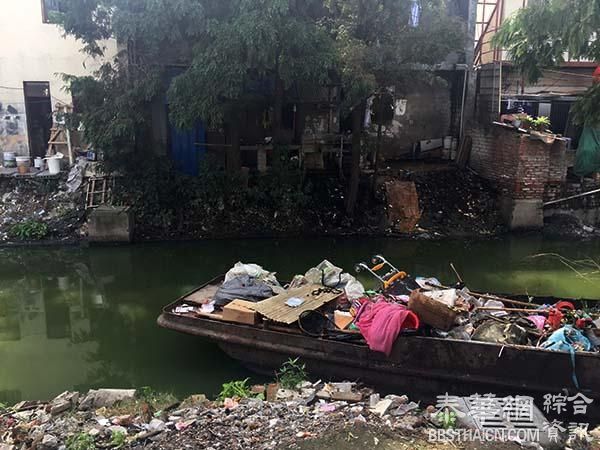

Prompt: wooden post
xmin=346 ymin=104 xmax=363 ymax=216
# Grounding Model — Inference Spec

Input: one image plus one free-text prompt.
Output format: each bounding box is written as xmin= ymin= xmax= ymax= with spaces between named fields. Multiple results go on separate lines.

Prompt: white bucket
xmin=47 ymin=156 xmax=61 ymax=175
xmin=3 ymin=152 xmax=16 ymax=168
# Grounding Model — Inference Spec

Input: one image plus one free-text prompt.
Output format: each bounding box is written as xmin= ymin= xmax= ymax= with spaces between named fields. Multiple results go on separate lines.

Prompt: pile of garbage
xmin=0 ymin=175 xmax=85 ymax=243
xmin=412 ymin=169 xmax=505 ymax=237
xmin=173 ymin=258 xmax=600 ymax=359
xmin=0 ymin=384 xmax=438 ymax=450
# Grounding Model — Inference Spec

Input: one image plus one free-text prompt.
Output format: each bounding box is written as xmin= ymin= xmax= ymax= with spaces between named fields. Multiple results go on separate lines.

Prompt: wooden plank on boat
xmin=249 ymin=284 xmax=341 ymax=325
xmin=184 ymin=285 xmax=219 ymax=306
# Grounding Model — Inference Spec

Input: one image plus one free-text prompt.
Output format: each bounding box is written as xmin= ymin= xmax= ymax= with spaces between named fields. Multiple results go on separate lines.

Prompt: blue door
xmin=165 ymin=67 xmax=206 ymax=176
xmin=168 ymin=117 xmax=206 ymax=176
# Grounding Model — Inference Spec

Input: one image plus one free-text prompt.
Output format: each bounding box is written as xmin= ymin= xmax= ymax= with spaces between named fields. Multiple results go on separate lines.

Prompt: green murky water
xmin=2 ymin=236 xmax=600 ymax=404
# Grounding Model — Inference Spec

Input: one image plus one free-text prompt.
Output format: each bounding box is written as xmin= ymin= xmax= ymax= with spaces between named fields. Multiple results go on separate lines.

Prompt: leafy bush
xmin=277 ymin=358 xmax=308 ymax=389
xmin=66 ymin=433 xmax=95 ymax=450
xmin=218 ymin=378 xmax=253 ymax=400
xmin=9 ymin=220 xmax=49 ymax=240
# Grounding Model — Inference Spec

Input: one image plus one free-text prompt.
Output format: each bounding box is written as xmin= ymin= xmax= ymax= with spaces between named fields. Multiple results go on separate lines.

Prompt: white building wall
xmin=0 ymin=0 xmax=116 ymax=156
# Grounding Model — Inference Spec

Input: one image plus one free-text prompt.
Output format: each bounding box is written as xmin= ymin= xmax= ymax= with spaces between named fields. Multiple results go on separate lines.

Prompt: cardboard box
xmin=223 ymin=299 xmax=258 ymax=325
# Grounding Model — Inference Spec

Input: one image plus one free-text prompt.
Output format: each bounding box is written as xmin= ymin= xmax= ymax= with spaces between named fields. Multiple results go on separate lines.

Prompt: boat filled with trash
xmin=158 ymin=256 xmax=600 ymax=418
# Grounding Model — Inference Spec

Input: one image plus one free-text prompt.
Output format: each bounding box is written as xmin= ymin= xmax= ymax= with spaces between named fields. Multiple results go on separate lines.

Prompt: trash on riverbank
xmin=0 ymin=173 xmax=85 ymax=243
xmin=0 ymin=381 xmax=440 ymax=450
xmin=0 ymin=379 xmax=567 ymax=450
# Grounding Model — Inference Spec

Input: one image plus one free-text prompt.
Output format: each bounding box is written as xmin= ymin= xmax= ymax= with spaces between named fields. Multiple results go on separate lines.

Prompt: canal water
xmin=1 ymin=236 xmax=600 ymax=404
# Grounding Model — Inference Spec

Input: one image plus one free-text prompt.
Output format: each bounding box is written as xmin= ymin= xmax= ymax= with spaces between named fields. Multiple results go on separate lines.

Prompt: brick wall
xmin=468 ymin=123 xmax=568 ymax=200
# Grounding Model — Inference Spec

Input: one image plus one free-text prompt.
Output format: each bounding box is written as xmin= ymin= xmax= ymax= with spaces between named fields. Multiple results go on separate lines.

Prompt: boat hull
xmin=157 ymin=311 xmax=600 ymax=420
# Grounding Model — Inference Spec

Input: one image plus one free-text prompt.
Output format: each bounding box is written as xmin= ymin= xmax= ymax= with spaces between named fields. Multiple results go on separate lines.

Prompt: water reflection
xmin=0 ymin=247 xmax=249 ymax=403
xmin=1 ymin=236 xmax=600 ymax=402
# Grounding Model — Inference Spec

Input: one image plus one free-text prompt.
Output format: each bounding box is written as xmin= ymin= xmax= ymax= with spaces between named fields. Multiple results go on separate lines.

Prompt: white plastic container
xmin=34 ymin=157 xmax=43 ymax=169
xmin=47 ymin=156 xmax=61 ymax=175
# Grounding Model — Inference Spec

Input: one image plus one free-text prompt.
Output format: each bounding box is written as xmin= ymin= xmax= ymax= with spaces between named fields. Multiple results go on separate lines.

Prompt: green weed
xmin=218 ymin=378 xmax=253 ymax=400
xmin=277 ymin=357 xmax=308 ymax=389
xmin=66 ymin=432 xmax=95 ymax=450
xmin=9 ymin=220 xmax=49 ymax=240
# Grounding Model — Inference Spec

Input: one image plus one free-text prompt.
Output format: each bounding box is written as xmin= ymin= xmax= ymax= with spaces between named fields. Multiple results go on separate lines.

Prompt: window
xmin=41 ymin=0 xmax=64 ymax=23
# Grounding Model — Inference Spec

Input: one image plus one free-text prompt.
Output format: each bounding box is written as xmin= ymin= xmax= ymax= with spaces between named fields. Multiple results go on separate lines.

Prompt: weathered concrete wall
xmin=88 ymin=207 xmax=134 ymax=243
xmin=0 ymin=0 xmax=116 ymax=156
xmin=377 ymin=77 xmax=452 ymax=159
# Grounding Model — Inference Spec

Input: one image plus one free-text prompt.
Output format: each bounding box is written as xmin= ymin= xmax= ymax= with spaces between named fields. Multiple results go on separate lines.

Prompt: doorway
xmin=23 ymin=82 xmax=53 ymax=158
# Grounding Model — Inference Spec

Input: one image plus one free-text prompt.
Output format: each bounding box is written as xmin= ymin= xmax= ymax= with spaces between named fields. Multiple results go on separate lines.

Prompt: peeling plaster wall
xmin=374 ymin=77 xmax=453 ymax=159
xmin=0 ymin=103 xmax=28 ymax=155
xmin=0 ymin=0 xmax=116 ymax=156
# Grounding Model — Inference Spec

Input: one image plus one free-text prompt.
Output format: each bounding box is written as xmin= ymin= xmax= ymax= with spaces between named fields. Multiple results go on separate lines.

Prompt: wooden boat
xmin=157 ymin=275 xmax=600 ymax=419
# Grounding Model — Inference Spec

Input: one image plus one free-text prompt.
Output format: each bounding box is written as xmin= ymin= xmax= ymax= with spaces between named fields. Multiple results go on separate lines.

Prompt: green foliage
xmin=9 ymin=221 xmax=49 ymax=240
xmin=532 ymin=116 xmax=551 ymax=132
xmin=169 ymin=0 xmax=336 ymax=129
xmin=494 ymin=0 xmax=600 ymax=127
xmin=218 ymin=378 xmax=252 ymax=400
xmin=571 ymin=84 xmax=600 ymax=128
xmin=108 ymin=431 xmax=126 ymax=449
xmin=436 ymin=408 xmax=457 ymax=429
xmin=325 ymin=0 xmax=466 ymax=112
xmin=277 ymin=357 xmax=308 ymax=389
xmin=66 ymin=433 xmax=96 ymax=450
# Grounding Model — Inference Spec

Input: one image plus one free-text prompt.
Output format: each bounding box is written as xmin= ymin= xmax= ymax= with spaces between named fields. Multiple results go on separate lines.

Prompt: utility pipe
xmin=543 ymin=188 xmax=600 ymax=207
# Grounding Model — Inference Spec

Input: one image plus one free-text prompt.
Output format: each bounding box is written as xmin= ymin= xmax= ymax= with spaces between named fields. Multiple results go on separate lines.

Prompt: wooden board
xmin=249 ymin=284 xmax=342 ymax=325
xmin=184 ymin=285 xmax=219 ymax=306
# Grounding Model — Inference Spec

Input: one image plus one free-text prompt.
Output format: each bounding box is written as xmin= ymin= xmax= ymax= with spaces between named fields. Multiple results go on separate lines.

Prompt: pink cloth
xmin=527 ymin=315 xmax=546 ymax=330
xmin=356 ymin=302 xmax=419 ymax=356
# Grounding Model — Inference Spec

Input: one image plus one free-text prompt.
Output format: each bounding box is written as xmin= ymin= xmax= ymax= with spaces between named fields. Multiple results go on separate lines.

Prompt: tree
xmin=324 ymin=0 xmax=465 ymax=215
xmin=55 ymin=0 xmax=336 ymax=173
xmin=494 ymin=0 xmax=600 ymax=126
xmin=168 ymin=0 xmax=336 ymax=171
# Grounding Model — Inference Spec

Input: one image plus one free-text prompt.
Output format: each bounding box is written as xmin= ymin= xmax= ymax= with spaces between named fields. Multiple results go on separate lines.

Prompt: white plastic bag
xmin=224 ymin=262 xmax=284 ymax=293
xmin=304 ymin=260 xmax=365 ymax=300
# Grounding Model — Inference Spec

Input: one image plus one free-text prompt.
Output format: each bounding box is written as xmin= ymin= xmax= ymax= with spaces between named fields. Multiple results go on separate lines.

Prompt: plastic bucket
xmin=3 ymin=152 xmax=16 ymax=168
xmin=16 ymin=156 xmax=30 ymax=174
xmin=47 ymin=156 xmax=61 ymax=175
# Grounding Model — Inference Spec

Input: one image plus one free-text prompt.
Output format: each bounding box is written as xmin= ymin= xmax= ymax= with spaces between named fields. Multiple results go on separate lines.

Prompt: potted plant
xmin=513 ymin=113 xmax=532 ymax=129
xmin=529 ymin=116 xmax=556 ymax=144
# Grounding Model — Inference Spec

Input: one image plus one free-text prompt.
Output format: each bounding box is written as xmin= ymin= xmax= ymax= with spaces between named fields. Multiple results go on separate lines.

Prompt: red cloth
xmin=356 ymin=301 xmax=419 ymax=356
xmin=594 ymin=66 xmax=600 ymax=83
